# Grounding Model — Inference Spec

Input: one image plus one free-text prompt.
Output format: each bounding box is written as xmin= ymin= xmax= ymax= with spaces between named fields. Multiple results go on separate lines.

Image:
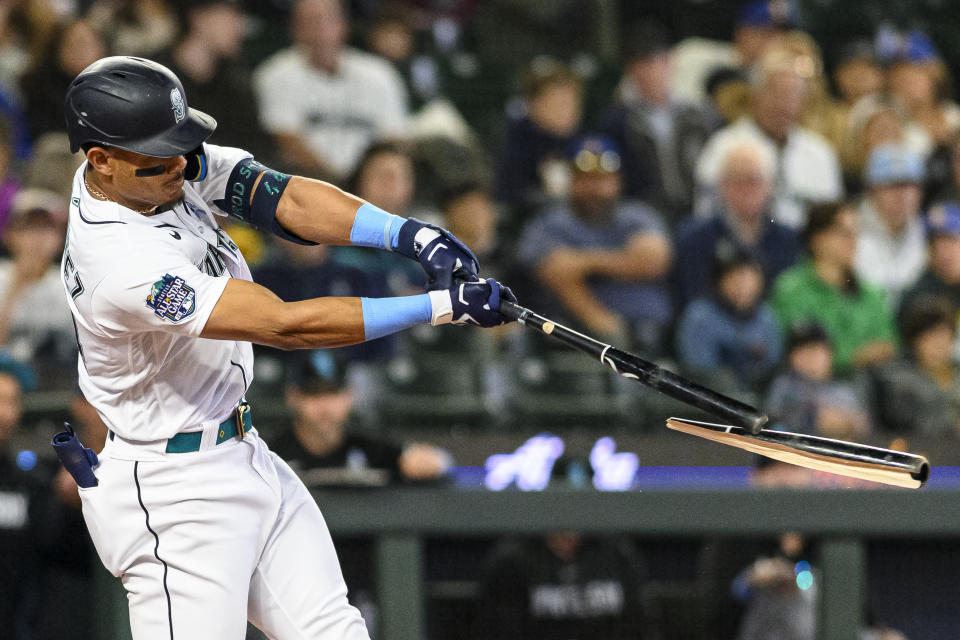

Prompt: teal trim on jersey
xmin=361 ymin=294 xmax=432 ymax=341
xmin=350 ymin=203 xmax=405 ymax=250
xmin=164 ymin=410 xmax=250 ymax=453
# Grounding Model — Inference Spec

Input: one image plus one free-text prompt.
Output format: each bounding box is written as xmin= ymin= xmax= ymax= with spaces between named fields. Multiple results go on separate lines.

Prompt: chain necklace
xmin=84 ymin=174 xmax=156 ymax=215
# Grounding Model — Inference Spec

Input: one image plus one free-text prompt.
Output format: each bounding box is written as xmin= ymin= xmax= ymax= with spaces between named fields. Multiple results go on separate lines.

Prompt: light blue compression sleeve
xmin=361 ymin=294 xmax=433 ymax=341
xmin=349 ymin=202 xmax=405 ymax=250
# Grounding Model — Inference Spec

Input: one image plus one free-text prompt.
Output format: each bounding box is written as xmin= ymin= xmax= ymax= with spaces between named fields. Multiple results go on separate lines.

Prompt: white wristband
xmin=428 ymin=289 xmax=453 ymax=325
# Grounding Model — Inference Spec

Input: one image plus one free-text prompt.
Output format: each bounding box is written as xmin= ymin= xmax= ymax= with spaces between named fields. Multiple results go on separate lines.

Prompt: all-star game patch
xmin=146 ymin=274 xmax=196 ymax=322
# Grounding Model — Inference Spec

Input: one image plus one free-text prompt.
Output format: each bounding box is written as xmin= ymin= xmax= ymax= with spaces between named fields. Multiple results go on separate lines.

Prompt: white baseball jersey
xmin=62 ymin=143 xmax=255 ymax=441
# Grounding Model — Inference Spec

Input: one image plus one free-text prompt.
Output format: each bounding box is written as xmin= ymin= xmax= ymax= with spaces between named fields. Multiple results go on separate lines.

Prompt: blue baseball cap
xmin=864 ymin=144 xmax=924 ymax=187
xmin=926 ymin=202 xmax=960 ymax=237
xmin=877 ymin=28 xmax=939 ymax=65
xmin=568 ymin=136 xmax=621 ymax=174
xmin=737 ymin=0 xmax=797 ymax=28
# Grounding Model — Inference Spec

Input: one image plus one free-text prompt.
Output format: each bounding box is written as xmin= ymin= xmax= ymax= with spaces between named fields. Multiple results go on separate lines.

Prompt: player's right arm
xmin=201 ymin=277 xmax=515 ymax=349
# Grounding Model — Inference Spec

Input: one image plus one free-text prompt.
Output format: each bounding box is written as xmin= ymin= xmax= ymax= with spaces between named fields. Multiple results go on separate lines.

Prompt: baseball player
xmin=59 ymin=56 xmax=513 ymax=639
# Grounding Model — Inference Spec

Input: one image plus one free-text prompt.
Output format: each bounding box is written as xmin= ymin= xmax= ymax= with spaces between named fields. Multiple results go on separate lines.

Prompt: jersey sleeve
xmin=190 ymin=143 xmax=253 ymax=214
xmin=89 ymin=245 xmax=229 ymax=339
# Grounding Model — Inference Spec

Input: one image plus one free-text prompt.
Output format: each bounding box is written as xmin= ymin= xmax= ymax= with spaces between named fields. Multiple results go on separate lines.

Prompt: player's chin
xmin=163 ymin=179 xmax=185 ymax=197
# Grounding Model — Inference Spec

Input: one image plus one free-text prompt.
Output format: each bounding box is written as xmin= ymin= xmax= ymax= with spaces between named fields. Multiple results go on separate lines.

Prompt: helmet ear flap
xmin=184 ymin=145 xmax=207 ymax=181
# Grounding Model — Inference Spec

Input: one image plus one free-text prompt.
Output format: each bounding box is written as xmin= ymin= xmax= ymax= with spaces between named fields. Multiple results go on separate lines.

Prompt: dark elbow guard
xmin=214 ymin=157 xmax=317 ymax=245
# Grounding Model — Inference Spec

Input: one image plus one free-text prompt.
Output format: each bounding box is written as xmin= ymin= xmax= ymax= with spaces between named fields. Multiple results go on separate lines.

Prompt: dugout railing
xmin=92 ymin=486 xmax=960 ymax=640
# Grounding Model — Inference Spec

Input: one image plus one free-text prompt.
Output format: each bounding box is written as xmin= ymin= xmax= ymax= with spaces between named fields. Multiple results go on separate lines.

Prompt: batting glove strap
xmin=396 ymin=218 xmax=479 ymax=290
xmin=428 ymin=289 xmax=454 ymax=325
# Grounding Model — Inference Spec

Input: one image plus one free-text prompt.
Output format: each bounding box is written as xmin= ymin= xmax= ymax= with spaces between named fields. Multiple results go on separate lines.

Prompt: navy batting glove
xmin=428 ymin=278 xmax=517 ymax=327
xmin=396 ymin=218 xmax=479 ymax=290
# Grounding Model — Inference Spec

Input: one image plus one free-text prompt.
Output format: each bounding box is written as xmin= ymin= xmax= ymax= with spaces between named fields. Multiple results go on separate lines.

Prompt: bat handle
xmin=501 ymin=300 xmax=530 ymax=324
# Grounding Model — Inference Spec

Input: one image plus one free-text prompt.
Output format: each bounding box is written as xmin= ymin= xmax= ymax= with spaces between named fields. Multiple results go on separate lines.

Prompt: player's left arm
xmin=217 ymin=156 xmax=479 ymax=289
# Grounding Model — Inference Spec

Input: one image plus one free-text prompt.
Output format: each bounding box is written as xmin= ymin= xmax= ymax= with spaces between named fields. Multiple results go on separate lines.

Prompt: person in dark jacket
xmin=673 ymin=135 xmax=798 ymax=309
xmin=675 ymin=246 xmax=782 ymax=396
xmin=600 ymin=21 xmax=712 ymax=225
xmin=476 ymin=532 xmax=646 ymax=640
xmin=494 ymin=58 xmax=583 ymax=216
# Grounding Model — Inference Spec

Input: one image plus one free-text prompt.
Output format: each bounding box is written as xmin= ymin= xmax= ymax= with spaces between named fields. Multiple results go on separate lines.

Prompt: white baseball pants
xmin=79 ymin=429 xmax=370 ymax=640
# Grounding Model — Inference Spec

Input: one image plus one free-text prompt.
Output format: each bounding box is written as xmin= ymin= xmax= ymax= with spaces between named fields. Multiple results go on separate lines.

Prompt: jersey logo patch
xmin=146 ymin=274 xmax=196 ymax=322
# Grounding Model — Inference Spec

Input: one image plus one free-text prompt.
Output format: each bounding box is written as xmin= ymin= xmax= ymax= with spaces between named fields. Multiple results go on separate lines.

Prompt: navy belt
xmin=108 ymin=403 xmax=252 ymax=453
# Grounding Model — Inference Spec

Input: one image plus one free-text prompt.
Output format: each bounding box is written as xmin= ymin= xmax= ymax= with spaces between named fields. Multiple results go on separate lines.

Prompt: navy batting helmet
xmin=64 ymin=56 xmax=216 ymax=157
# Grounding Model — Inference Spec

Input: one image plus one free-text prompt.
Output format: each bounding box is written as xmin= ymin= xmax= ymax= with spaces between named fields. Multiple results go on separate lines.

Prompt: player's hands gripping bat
xmin=430 ymin=278 xmax=516 ymax=327
xmin=396 ymin=218 xmax=480 ymax=289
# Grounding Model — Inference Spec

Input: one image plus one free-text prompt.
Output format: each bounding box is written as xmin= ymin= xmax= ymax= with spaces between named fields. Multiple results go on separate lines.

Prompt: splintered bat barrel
xmin=666 ymin=418 xmax=930 ymax=488
xmin=500 ymin=300 xmax=768 ymax=434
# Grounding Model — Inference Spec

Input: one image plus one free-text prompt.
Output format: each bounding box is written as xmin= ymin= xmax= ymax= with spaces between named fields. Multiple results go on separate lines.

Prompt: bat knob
xmin=743 ymin=413 xmax=768 ymax=435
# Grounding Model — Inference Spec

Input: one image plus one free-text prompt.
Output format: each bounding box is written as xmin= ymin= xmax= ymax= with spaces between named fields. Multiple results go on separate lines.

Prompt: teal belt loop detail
xmin=165 ymin=406 xmax=253 ymax=453
xmin=165 ymin=431 xmax=202 ymax=453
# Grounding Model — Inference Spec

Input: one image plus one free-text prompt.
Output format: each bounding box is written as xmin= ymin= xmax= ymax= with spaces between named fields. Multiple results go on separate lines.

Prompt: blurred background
xmin=2 ymin=0 xmax=960 ymax=638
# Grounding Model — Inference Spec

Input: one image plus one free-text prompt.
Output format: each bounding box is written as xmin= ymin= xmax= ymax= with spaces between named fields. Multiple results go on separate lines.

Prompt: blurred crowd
xmin=0 ymin=0 xmax=955 ymax=447
xmin=1 ymin=0 xmax=960 ymax=637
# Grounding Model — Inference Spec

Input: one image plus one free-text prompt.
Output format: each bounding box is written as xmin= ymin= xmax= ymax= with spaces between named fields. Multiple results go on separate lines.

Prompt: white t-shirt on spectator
xmin=253 ymin=47 xmax=409 ymax=176
xmin=0 ymin=261 xmax=75 ymax=362
xmin=695 ymin=117 xmax=844 ymax=228
xmin=854 ymin=197 xmax=927 ymax=307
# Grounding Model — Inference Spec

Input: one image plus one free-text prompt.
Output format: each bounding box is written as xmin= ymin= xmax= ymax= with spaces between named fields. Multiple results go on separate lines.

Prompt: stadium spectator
xmin=163 ymin=0 xmax=276 ymax=164
xmin=600 ymin=21 xmax=711 ymax=225
xmin=765 ymin=321 xmax=871 ymax=439
xmin=0 ymin=191 xmax=75 ymax=380
xmin=0 ymin=361 xmax=40 ymax=639
xmin=21 ymin=133 xmax=83 ymax=197
xmin=494 ymin=57 xmax=583 ymax=215
xmin=332 ymin=141 xmax=426 ymax=295
xmin=365 ymin=5 xmax=439 ymax=111
xmin=439 ymin=182 xmax=500 ymax=273
xmin=775 ymin=31 xmax=846 ymax=152
xmin=253 ymin=0 xmax=409 ymax=181
xmin=839 ymin=94 xmax=932 ymax=195
xmin=833 ymin=41 xmax=885 ymax=110
xmin=476 ymin=533 xmax=645 ymax=640
xmin=675 ymin=246 xmax=782 ymax=396
xmin=872 ymin=296 xmax=960 ymax=437
xmin=900 ymin=201 xmax=960 ymax=337
xmin=0 ymin=0 xmax=56 ymax=94
xmin=670 ymin=0 xmax=797 ymax=107
xmin=696 ymin=47 xmax=844 ymax=228
xmin=770 ymin=202 xmax=896 ymax=377
xmin=86 ymin=0 xmax=177 ymax=57
xmin=731 ymin=532 xmax=817 ymax=640
xmin=703 ymin=66 xmax=751 ymax=128
xmin=924 ymin=129 xmax=960 ymax=206
xmin=854 ymin=144 xmax=928 ymax=306
xmin=673 ymin=135 xmax=799 ymax=307
xmin=19 ymin=18 xmax=107 ymax=141
xmin=517 ymin=136 xmax=673 ymax=354
xmin=30 ymin=394 xmax=107 ymax=640
xmin=883 ymin=29 xmax=960 ymax=148
xmin=270 ymin=351 xmax=451 ymax=486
